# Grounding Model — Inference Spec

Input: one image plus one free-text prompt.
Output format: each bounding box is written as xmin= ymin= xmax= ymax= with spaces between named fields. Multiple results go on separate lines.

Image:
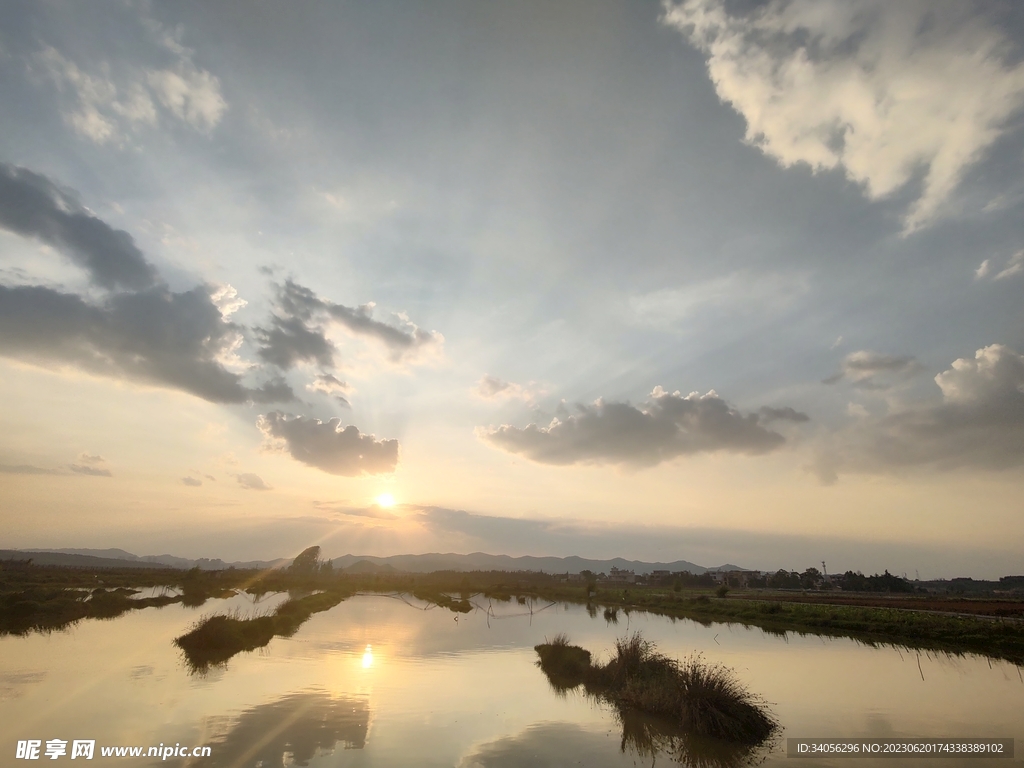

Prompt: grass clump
xmin=175 ymin=589 xmax=349 ymax=673
xmin=535 ymin=633 xmax=592 ymax=692
xmin=535 ymin=631 xmax=777 ymax=747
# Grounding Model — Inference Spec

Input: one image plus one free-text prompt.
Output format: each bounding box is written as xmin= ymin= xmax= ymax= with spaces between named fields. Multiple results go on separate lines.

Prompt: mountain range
xmin=3 ymin=548 xmax=745 ymax=574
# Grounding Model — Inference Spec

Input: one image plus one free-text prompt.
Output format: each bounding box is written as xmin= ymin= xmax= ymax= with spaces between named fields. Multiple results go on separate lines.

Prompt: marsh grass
xmin=535 ymin=632 xmax=777 ymax=746
xmin=174 ymin=590 xmax=350 ymax=673
xmin=0 ymin=586 xmax=180 ymax=635
xmin=535 ymin=633 xmax=592 ymax=692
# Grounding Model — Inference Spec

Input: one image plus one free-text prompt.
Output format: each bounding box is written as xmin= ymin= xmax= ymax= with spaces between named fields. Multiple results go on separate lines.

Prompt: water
xmin=1 ymin=593 xmax=1021 ymax=766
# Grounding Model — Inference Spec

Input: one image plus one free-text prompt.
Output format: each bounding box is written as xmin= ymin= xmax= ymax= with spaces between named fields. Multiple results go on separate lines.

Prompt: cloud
xmin=0 ymin=165 xmax=295 ymax=403
xmin=0 ymin=464 xmax=59 ymax=475
xmin=209 ymin=284 xmax=247 ymax=318
xmin=476 ymin=374 xmax=539 ymax=402
xmin=69 ymin=464 xmax=112 ymax=477
xmin=257 ymin=411 xmax=399 ymax=476
xmin=663 ymin=0 xmax=1024 ymax=231
xmin=256 ymin=279 xmax=443 ymax=369
xmin=33 ymin=45 xmax=153 ymax=144
xmin=312 ymin=501 xmax=397 ymax=520
xmin=306 ymin=373 xmax=352 ymax=406
xmin=995 ymin=251 xmax=1024 ymax=281
xmin=32 ymin=42 xmax=225 ymax=143
xmin=256 ymin=314 xmax=336 ymax=370
xmin=237 ymin=472 xmax=271 ymax=491
xmin=0 ymin=163 xmax=158 ymax=290
xmin=146 ymin=66 xmax=227 ymax=132
xmin=759 ymin=406 xmax=810 ymax=423
xmin=817 ymin=343 xmax=1024 ymax=477
xmin=480 ymin=386 xmax=794 ymax=467
xmin=822 ymin=350 xmax=920 ymax=388
xmin=628 ymin=271 xmax=809 ymax=328
xmin=975 ymin=259 xmax=991 ymax=280
xmin=182 ymin=476 xmax=202 ymax=487
xmin=0 ymin=283 xmax=292 ymax=404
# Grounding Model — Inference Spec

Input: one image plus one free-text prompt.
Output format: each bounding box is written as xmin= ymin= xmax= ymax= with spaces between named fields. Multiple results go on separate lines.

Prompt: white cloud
xmin=934 ymin=344 xmax=1024 ymax=405
xmin=31 ymin=40 xmax=225 ymax=143
xmin=663 ymin=0 xmax=1024 ymax=231
xmin=209 ymin=284 xmax=247 ymax=318
xmin=974 ymin=250 xmax=1023 ymax=282
xmin=994 ymin=250 xmax=1024 ymax=281
xmin=146 ymin=66 xmax=227 ymax=132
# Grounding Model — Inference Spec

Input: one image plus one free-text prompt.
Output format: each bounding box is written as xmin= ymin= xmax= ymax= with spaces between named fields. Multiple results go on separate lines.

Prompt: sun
xmin=375 ymin=493 xmax=396 ymax=508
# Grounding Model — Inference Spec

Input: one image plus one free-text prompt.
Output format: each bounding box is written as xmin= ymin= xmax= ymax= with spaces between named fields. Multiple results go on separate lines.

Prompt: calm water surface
xmin=1 ymin=593 xmax=1021 ymax=766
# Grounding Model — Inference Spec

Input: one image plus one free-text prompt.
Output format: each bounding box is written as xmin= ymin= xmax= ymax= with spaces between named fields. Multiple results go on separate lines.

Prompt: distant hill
xmin=328 ymin=552 xmax=727 ymax=575
xmin=3 ymin=548 xmax=742 ymax=575
xmin=1 ymin=549 xmax=172 ymax=570
xmin=341 ymin=559 xmax=400 ymax=575
xmin=11 ymin=548 xmax=288 ymax=571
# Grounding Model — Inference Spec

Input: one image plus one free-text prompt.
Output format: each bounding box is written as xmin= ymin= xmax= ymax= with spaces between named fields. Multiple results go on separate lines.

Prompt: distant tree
xmin=836 ymin=569 xmax=911 ymax=593
xmin=320 ymin=559 xmax=334 ymax=576
xmin=581 ymin=569 xmax=597 ymax=593
xmin=767 ymin=569 xmax=800 ymax=590
xmin=800 ymin=567 xmax=822 ymax=590
xmin=746 ymin=573 xmax=767 ymax=589
xmin=290 ymin=546 xmax=322 ymax=576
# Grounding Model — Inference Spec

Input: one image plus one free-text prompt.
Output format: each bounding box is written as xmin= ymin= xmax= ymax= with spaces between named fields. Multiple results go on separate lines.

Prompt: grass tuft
xmin=534 ymin=631 xmax=777 ymax=746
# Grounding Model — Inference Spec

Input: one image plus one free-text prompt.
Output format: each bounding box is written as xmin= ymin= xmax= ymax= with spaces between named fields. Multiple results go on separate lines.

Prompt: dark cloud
xmin=480 ymin=387 xmax=791 ymax=467
xmin=181 ymin=476 xmax=202 ymax=487
xmin=758 ymin=406 xmax=810 ymax=423
xmin=817 ymin=344 xmax=1024 ymax=479
xmin=256 ymin=279 xmax=442 ymax=369
xmin=0 ymin=163 xmax=158 ymax=290
xmin=823 ymin=351 xmax=920 ymax=388
xmin=0 ymin=283 xmax=293 ymax=404
xmin=236 ymin=472 xmax=271 ymax=491
xmin=258 ymin=411 xmax=399 ymax=476
xmin=255 ymin=314 xmax=336 ymax=370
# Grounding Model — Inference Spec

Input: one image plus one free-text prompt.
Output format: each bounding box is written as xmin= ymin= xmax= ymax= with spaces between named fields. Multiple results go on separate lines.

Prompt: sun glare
xmin=375 ymin=493 xmax=396 ymax=508
xmin=362 ymin=644 xmax=374 ymax=669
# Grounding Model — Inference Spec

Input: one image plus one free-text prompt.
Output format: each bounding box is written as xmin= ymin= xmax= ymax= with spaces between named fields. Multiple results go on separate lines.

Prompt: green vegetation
xmin=535 ymin=632 xmax=777 ymax=746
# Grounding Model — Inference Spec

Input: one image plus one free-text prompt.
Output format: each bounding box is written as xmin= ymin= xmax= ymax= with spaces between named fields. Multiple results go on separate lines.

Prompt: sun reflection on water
xmin=361 ymin=644 xmax=374 ymax=669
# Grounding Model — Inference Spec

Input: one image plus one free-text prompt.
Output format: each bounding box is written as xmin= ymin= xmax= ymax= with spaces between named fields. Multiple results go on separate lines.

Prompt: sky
xmin=0 ymin=0 xmax=1022 ymax=578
